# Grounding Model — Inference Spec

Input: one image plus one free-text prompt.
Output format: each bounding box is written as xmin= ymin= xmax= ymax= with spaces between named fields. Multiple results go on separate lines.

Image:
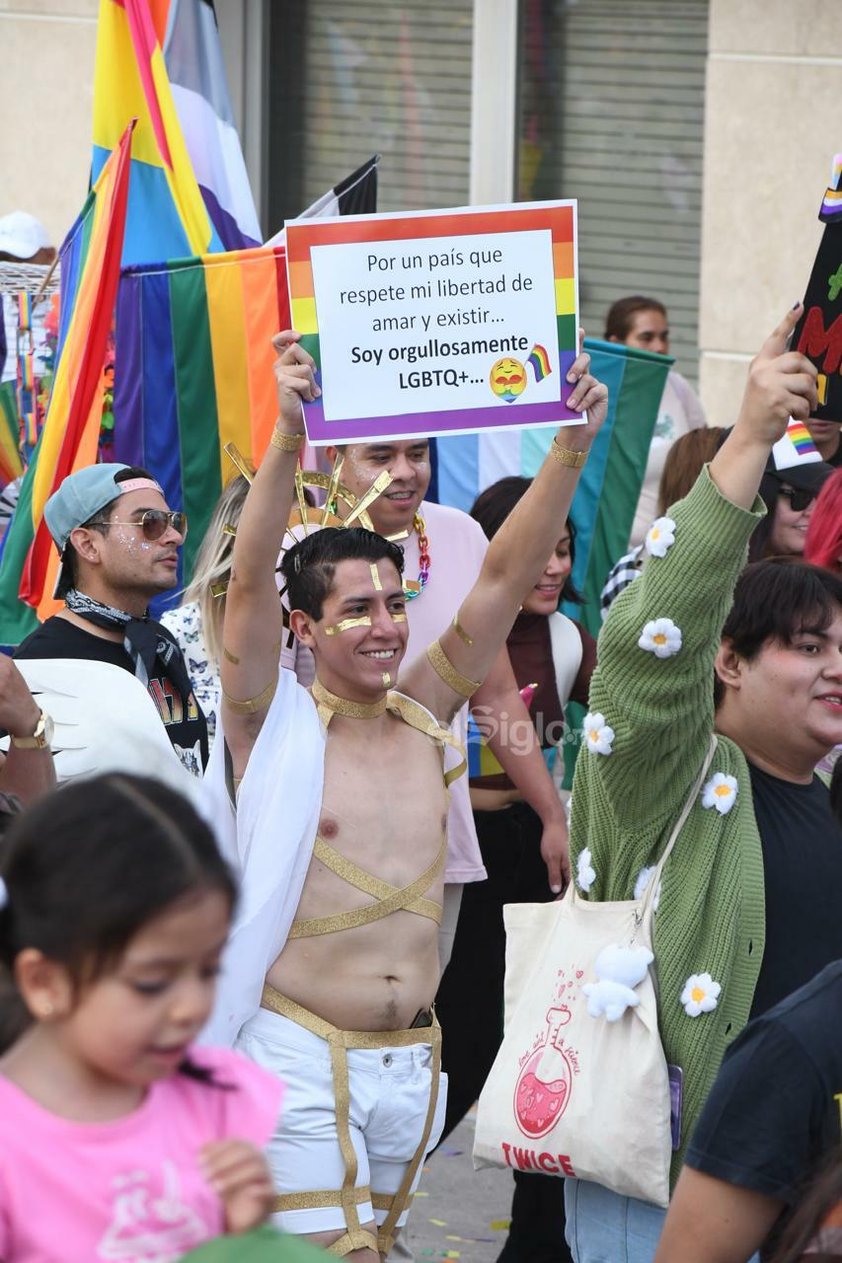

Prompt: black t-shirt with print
xmin=15 ymin=615 xmax=208 ymax=774
xmin=686 ymin=961 xmax=842 ymax=1207
xmin=749 ymin=763 xmax=842 ymax=1019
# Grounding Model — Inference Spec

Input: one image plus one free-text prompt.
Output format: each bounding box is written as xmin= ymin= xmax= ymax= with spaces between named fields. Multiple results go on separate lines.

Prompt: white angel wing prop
xmin=8 ymin=658 xmax=201 ymax=804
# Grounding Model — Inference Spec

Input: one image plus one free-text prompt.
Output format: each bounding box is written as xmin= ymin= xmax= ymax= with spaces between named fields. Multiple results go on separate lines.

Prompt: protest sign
xmin=286 ymin=202 xmax=581 ymax=445
xmin=794 ymin=154 xmax=842 ymax=421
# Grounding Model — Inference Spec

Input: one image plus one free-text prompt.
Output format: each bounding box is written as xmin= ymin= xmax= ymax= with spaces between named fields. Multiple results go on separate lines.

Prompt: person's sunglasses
xmin=777 ymin=486 xmax=815 ymax=513
xmin=92 ymin=509 xmax=188 ymax=541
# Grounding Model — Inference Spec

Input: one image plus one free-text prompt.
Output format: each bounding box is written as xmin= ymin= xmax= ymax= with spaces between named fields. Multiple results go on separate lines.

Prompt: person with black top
xmin=15 ymin=463 xmax=208 ymax=775
xmin=655 ymin=960 xmax=842 ymax=1263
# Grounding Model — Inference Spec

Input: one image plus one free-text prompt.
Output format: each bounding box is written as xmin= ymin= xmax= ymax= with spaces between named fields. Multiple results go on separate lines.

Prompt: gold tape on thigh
xmin=261 ymin=986 xmax=441 ymax=1257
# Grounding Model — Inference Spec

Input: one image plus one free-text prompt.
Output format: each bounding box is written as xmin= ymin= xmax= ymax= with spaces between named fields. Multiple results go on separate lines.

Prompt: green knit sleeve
xmin=575 ymin=467 xmax=764 ymax=835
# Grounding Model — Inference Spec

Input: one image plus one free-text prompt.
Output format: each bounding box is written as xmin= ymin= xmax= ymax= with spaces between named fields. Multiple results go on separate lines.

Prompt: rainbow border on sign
xmin=286 ymin=203 xmax=579 ymax=444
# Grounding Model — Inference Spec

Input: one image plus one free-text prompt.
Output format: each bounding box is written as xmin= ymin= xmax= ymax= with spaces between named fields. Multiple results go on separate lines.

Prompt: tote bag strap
xmin=640 ymin=734 xmax=718 ymax=918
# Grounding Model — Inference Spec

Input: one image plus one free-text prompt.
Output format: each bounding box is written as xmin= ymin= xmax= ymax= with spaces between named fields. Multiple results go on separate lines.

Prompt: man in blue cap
xmin=15 ymin=463 xmax=208 ymax=775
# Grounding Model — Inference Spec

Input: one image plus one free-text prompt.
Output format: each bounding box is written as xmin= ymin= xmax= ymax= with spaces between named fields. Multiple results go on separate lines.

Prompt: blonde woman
xmin=161 ymin=475 xmax=249 ymax=747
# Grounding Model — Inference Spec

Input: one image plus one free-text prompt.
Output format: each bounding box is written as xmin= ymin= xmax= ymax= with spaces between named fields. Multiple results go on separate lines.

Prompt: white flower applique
xmin=583 ymin=712 xmax=614 ymax=756
xmin=576 ymin=847 xmax=596 ymax=893
xmin=645 ymin=516 xmax=676 ymax=558
xmin=681 ymin=973 xmax=721 ymax=1017
xmin=633 ymin=865 xmax=661 ymax=910
xmin=638 ymin=617 xmax=682 ymax=659
xmin=701 ymin=772 xmax=739 ymax=816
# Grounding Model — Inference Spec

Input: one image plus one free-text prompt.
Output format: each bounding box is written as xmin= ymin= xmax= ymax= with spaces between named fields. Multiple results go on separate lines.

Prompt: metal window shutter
xmin=291 ymin=1 xmax=474 ymax=214
xmin=519 ymin=1 xmax=708 ymax=378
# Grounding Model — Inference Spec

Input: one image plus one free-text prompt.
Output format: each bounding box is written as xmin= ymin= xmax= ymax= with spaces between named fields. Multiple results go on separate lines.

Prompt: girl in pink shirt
xmin=0 ymin=773 xmax=283 ymax=1263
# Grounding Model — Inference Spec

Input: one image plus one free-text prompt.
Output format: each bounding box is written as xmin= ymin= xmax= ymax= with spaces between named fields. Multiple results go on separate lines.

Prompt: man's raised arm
xmin=403 ymin=348 xmax=608 ymax=723
xmin=221 ymin=332 xmax=318 ymax=773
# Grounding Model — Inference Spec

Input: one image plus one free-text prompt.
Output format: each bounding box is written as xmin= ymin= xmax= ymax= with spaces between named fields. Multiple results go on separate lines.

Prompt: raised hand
xmin=736 ymin=303 xmax=819 ymax=446
xmin=271 ymin=331 xmax=320 ymax=434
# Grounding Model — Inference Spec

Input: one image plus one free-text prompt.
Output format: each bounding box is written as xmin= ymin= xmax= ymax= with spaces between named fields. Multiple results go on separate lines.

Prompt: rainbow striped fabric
xmin=0 ymin=383 xmax=24 ymax=488
xmin=0 ymin=124 xmax=135 ymax=645
xmin=92 ymin=0 xmax=223 ymax=265
xmin=112 ymin=244 xmax=291 ymax=585
xmin=433 ymin=339 xmax=673 ymax=638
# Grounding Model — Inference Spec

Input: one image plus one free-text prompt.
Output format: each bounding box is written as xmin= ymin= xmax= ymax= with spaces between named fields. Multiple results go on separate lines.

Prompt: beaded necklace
xmin=404 ymin=512 xmax=431 ymax=600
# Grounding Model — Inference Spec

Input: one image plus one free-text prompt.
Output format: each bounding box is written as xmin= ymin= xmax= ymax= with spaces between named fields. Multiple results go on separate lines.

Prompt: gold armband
xmin=222 ymin=677 xmax=277 ymax=715
xmin=270 ymin=428 xmax=305 ymax=453
xmin=426 ymin=640 xmax=480 ymax=699
xmin=550 ymin=438 xmax=588 ymax=469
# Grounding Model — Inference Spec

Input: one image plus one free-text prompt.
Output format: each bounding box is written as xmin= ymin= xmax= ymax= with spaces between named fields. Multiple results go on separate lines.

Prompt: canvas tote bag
xmin=473 ymin=737 xmax=717 ymax=1209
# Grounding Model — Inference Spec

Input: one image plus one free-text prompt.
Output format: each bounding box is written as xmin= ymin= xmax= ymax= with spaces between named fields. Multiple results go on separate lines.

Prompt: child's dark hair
xmin=280 ymin=526 xmax=405 ymax=620
xmin=469 ymin=476 xmax=582 ymax=604
xmin=0 ymin=774 xmax=236 ymax=1054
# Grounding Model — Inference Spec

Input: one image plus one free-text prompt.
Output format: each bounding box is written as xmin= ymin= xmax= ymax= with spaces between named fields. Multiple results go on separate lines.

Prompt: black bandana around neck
xmin=64 ymin=588 xmax=191 ymax=697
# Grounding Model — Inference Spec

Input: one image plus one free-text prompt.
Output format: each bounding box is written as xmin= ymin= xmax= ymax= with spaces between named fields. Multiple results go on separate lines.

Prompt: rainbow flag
xmin=112 ymin=243 xmax=291 ymax=586
xmin=0 ymin=124 xmax=134 ymax=645
xmin=161 ymin=0 xmax=261 ymax=249
xmin=0 ymin=383 xmax=23 ymax=488
xmin=92 ymin=0 xmax=223 ymax=265
xmin=433 ymin=339 xmax=673 ymax=638
xmin=528 ymin=343 xmax=551 ymax=382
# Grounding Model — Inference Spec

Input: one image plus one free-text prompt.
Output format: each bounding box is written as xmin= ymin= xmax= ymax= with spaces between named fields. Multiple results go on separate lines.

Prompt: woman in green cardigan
xmin=565 ymin=305 xmax=842 ymax=1262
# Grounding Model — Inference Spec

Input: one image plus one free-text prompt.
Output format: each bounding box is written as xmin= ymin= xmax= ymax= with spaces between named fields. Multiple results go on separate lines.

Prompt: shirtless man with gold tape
xmin=208 ymin=330 xmax=607 ymax=1261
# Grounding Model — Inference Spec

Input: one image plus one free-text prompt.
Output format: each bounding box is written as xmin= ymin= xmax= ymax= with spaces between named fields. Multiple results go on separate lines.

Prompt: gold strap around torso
xmin=287 ymin=834 xmax=446 ymax=938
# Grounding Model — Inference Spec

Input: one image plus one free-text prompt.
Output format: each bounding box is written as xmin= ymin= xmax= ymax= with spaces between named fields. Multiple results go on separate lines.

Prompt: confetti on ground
xmin=445 ymin=1235 xmax=463 ymax=1242
xmin=430 ymin=1218 xmax=447 ymax=1227
xmin=440 ymin=1147 xmax=464 ymax=1156
xmin=490 ymin=1219 xmax=512 ymax=1231
xmin=420 ymin=1251 xmax=434 ymax=1257
xmin=444 ymin=1252 xmax=461 ymax=1258
xmin=414 ymin=1190 xmax=429 ymax=1198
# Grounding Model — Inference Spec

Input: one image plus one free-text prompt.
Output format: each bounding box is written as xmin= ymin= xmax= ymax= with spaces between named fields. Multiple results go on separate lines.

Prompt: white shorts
xmin=236 ymin=1000 xmax=447 ymax=1248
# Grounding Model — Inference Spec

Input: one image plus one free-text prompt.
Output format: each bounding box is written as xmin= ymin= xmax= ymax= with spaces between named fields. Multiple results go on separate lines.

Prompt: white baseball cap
xmin=0 ymin=211 xmax=51 ymax=260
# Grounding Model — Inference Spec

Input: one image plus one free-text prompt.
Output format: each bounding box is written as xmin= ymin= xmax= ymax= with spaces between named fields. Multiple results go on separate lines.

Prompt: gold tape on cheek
xmin=390 ymin=612 xmax=408 ymax=624
xmin=324 ymin=616 xmax=372 ymax=636
xmin=370 ymin=563 xmax=383 ymax=590
xmin=382 ymin=671 xmax=392 ymax=687
xmin=452 ymin=610 xmax=474 ymax=646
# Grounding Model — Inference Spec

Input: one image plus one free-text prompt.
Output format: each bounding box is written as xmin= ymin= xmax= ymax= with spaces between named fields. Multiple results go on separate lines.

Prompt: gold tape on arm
xmin=221 ymin=677 xmax=277 ymax=715
xmin=426 ymin=640 xmax=480 ymax=699
xmin=451 ymin=609 xmax=474 ymax=646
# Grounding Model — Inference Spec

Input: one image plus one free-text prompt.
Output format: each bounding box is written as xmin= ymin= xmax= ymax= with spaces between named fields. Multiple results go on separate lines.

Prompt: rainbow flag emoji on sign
xmin=528 ymin=344 xmax=552 ymax=382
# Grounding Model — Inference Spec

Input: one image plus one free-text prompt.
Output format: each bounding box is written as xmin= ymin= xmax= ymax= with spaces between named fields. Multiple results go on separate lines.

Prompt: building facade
xmin=1 ymin=0 xmax=839 ymax=416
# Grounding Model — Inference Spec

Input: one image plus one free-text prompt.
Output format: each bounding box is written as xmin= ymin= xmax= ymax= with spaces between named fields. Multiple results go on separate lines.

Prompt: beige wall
xmin=0 ymin=1 xmax=97 ymax=246
xmin=699 ymin=0 xmax=842 ymax=424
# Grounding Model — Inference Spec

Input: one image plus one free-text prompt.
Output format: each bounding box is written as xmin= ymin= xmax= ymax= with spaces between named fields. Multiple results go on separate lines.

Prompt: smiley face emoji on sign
xmin=489 ymin=357 xmax=527 ymax=403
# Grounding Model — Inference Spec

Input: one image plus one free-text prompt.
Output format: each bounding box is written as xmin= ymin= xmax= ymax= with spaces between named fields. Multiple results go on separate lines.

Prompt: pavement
xmin=404 ymin=1108 xmax=515 ymax=1263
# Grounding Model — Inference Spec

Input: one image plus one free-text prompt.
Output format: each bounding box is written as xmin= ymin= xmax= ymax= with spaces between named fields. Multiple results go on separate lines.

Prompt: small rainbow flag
xmin=771 ymin=418 xmax=822 ymax=473
xmin=787 ymin=419 xmax=818 ymax=455
xmin=528 ymin=344 xmax=552 ymax=382
xmin=821 ymin=154 xmax=842 ymax=221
